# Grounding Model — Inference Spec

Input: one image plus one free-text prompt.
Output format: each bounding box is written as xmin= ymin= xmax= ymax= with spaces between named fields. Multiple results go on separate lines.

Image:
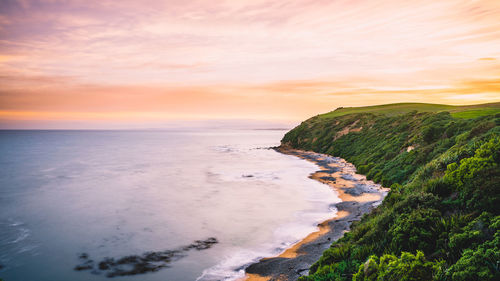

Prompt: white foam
xmin=196 ymin=249 xmax=268 ymax=281
xmin=196 ymin=151 xmax=343 ymax=281
xmin=196 ymin=207 xmax=337 ymax=281
xmin=10 ymin=228 xmax=30 ymax=244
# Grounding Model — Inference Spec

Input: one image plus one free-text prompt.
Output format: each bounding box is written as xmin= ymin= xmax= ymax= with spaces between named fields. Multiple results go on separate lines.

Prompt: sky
xmin=1 ymin=0 xmax=500 ymax=129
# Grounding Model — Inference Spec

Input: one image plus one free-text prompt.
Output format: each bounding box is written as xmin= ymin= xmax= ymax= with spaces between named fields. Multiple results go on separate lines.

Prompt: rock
xmin=297 ymin=268 xmax=309 ymax=276
xmin=363 ymin=258 xmax=378 ymax=277
xmin=75 ymin=237 xmax=219 ymax=277
xmin=74 ymin=264 xmax=93 ymax=271
xmin=98 ymin=258 xmax=114 ymax=270
xmin=74 ymin=259 xmax=94 ymax=271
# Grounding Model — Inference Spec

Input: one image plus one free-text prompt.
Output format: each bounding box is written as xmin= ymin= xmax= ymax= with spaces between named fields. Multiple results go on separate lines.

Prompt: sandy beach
xmin=243 ymin=147 xmax=389 ymax=281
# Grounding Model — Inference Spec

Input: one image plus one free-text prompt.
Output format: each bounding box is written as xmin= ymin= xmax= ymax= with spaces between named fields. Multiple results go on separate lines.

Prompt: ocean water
xmin=0 ymin=129 xmax=339 ymax=281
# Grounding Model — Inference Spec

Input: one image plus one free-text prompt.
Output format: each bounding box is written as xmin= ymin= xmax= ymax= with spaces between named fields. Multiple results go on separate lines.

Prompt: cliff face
xmin=282 ymin=106 xmax=500 ymax=281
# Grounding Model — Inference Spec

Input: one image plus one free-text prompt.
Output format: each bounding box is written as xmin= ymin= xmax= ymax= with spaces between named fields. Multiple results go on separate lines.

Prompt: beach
xmin=243 ymin=147 xmax=389 ymax=281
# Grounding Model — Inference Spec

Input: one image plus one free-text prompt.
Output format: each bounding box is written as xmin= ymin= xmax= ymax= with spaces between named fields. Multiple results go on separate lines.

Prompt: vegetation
xmin=317 ymin=102 xmax=500 ymax=119
xmin=281 ymin=102 xmax=500 ymax=281
xmin=352 ymin=251 xmax=443 ymax=281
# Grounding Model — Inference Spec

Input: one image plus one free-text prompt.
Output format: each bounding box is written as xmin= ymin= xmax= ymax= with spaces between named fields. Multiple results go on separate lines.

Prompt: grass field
xmin=319 ymin=102 xmax=500 ymax=119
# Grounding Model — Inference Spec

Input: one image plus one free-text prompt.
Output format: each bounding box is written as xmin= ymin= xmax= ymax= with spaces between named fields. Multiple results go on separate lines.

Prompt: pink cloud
xmin=1 ymin=0 xmax=500 ymax=128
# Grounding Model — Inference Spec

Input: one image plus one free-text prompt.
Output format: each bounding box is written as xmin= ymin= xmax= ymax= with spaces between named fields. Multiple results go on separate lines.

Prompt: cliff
xmin=282 ymin=102 xmax=500 ymax=281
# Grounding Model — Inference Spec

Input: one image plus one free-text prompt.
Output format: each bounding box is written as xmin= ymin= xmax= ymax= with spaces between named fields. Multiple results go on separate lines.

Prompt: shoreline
xmin=242 ymin=147 xmax=389 ymax=281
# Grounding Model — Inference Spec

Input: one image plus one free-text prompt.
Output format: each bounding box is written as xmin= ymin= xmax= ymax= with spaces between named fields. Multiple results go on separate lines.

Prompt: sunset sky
xmin=1 ymin=0 xmax=500 ymax=128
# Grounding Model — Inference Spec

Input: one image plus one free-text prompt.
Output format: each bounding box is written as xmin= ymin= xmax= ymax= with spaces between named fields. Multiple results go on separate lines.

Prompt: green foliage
xmin=444 ymin=137 xmax=500 ymax=212
xmin=352 ymin=251 xmax=442 ymax=281
xmin=301 ymin=260 xmax=361 ymax=281
xmin=445 ymin=137 xmax=499 ymax=187
xmin=445 ymin=234 xmax=500 ymax=281
xmin=448 ymin=213 xmax=499 ymax=261
xmin=310 ymin=244 xmax=352 ymax=273
xmin=423 ymin=177 xmax=452 ymax=198
xmin=388 ymin=208 xmax=442 ymax=254
xmin=282 ymin=104 xmax=500 ymax=281
xmin=422 ymin=125 xmax=442 ymax=144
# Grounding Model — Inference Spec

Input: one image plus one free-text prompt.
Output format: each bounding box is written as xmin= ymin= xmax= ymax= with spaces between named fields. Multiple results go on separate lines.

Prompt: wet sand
xmin=243 ymin=147 xmax=389 ymax=281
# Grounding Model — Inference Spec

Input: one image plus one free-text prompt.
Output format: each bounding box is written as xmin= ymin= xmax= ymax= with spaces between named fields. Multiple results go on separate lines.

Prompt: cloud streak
xmin=1 ymin=0 xmax=500 ymax=128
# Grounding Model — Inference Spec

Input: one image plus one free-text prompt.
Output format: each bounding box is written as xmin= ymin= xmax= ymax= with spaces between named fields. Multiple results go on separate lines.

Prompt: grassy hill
xmin=318 ymin=102 xmax=500 ymax=119
xmin=282 ymin=102 xmax=500 ymax=281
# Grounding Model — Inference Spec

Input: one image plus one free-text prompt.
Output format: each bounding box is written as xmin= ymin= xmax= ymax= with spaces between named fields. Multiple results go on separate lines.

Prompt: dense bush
xmin=352 ymin=251 xmax=442 ymax=281
xmin=445 ymin=235 xmax=500 ymax=280
xmin=388 ymin=208 xmax=442 ymax=254
xmin=283 ymin=110 xmax=500 ymax=281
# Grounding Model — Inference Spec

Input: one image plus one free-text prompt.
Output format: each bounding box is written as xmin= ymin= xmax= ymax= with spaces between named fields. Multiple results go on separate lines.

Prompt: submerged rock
xmin=74 ymin=237 xmax=218 ymax=278
xmin=74 ymin=263 xmax=93 ymax=271
xmin=74 ymin=253 xmax=94 ymax=271
xmin=98 ymin=258 xmax=114 ymax=270
xmin=186 ymin=237 xmax=218 ymax=250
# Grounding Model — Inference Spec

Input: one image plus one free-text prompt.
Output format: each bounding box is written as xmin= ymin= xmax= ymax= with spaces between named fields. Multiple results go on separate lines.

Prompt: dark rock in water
xmin=98 ymin=258 xmax=114 ymax=270
xmin=74 ymin=237 xmax=219 ymax=278
xmin=75 ymin=264 xmax=93 ymax=271
xmin=106 ymin=261 xmax=167 ymax=278
xmin=189 ymin=237 xmax=218 ymax=250
xmin=143 ymin=250 xmax=177 ymax=262
xmin=116 ymin=255 xmax=141 ymax=265
xmin=74 ymin=259 xmax=94 ymax=271
xmin=75 ymin=253 xmax=93 ymax=270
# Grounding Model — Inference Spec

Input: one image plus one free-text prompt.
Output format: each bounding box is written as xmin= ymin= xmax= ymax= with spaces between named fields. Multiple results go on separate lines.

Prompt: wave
xmin=197 ymin=208 xmax=337 ymax=281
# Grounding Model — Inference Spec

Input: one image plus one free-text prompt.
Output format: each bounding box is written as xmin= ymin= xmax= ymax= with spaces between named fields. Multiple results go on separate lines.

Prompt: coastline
xmin=243 ymin=147 xmax=389 ymax=281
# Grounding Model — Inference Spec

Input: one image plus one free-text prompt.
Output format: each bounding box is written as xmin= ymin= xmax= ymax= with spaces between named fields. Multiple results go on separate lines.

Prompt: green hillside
xmin=282 ymin=102 xmax=500 ymax=281
xmin=318 ymin=102 xmax=500 ymax=119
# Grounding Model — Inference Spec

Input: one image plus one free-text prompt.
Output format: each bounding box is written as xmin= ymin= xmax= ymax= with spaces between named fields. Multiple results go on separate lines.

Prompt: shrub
xmin=388 ymin=209 xmax=442 ymax=254
xmin=352 ymin=251 xmax=441 ymax=281
xmin=445 ymin=240 xmax=500 ymax=281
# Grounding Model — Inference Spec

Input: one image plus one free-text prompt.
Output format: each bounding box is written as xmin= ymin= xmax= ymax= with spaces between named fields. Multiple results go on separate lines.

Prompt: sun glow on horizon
xmin=1 ymin=0 xmax=500 ymax=128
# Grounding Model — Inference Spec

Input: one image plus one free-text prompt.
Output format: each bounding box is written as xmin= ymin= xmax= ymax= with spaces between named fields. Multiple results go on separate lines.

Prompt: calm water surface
xmin=0 ymin=130 xmax=339 ymax=281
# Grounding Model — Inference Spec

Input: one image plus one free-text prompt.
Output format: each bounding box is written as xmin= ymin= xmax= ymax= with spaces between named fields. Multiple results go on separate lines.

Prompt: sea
xmin=0 ymin=129 xmax=339 ymax=281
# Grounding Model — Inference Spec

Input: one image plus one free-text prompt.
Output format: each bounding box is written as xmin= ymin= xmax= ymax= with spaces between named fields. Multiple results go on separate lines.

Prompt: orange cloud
xmin=1 ymin=0 xmax=500 ymax=128
xmin=1 ymin=74 xmax=499 ymax=126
